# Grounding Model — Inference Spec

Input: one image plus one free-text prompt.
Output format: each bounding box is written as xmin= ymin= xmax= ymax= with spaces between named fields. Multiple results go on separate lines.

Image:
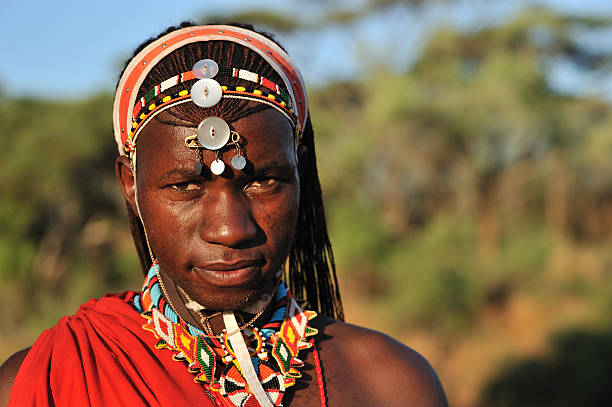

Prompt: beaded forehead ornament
xmin=113 ymin=25 xmax=309 ymax=175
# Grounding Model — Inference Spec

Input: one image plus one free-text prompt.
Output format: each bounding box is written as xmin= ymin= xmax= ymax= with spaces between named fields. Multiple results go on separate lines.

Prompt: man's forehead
xmin=136 ymin=109 xmax=296 ymax=171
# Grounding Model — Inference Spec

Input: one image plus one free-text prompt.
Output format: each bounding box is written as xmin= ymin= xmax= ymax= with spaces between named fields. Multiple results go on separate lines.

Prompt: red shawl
xmin=9 ymin=292 xmax=216 ymax=406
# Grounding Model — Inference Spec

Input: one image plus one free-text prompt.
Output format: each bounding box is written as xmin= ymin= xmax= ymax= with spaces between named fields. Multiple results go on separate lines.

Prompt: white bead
xmin=210 ymin=159 xmax=225 ymax=175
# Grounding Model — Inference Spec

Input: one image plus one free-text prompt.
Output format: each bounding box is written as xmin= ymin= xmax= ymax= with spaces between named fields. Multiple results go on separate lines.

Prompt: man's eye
xmin=248 ymin=178 xmax=278 ymax=189
xmin=170 ymin=182 xmax=200 ymax=191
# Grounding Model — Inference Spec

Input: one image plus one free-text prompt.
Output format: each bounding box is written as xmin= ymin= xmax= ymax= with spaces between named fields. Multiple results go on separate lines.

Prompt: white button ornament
xmin=192 ymin=59 xmax=219 ymax=79
xmin=210 ymin=159 xmax=225 ymax=175
xmin=197 ymin=117 xmax=230 ymax=150
xmin=187 ymin=60 xmax=250 ymax=176
xmin=190 ymin=78 xmax=222 ymax=108
xmin=231 ymin=155 xmax=246 ymax=170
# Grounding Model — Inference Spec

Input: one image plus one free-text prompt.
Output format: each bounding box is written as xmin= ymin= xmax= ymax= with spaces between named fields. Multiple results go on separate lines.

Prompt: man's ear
xmin=115 ymin=155 xmax=138 ymax=216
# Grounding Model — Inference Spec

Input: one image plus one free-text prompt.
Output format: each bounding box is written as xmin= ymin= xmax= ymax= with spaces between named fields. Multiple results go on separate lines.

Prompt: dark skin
xmin=130 ymin=109 xmax=298 ymax=312
xmin=0 ymin=108 xmax=448 ymax=406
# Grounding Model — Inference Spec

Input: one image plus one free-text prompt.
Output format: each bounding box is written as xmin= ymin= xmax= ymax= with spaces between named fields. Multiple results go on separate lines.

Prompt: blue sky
xmin=1 ymin=0 xmax=611 ymax=99
xmin=0 ymin=0 xmax=277 ymax=98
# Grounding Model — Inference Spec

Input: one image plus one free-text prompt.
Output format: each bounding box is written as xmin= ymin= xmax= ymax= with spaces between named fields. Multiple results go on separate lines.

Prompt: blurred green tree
xmin=4 ymin=8 xmax=612 ymax=407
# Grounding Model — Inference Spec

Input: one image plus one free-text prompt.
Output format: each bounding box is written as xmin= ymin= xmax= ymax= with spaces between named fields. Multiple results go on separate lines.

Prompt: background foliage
xmin=3 ymin=3 xmax=612 ymax=406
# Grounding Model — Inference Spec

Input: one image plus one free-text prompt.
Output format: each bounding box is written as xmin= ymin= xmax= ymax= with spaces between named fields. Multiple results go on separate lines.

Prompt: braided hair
xmin=118 ymin=22 xmax=344 ymax=320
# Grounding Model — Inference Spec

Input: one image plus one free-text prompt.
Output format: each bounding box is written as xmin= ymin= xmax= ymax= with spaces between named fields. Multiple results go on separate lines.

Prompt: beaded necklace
xmin=133 ymin=262 xmax=319 ymax=406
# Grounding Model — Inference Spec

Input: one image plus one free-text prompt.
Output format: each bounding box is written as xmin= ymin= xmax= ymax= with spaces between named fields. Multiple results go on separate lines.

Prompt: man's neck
xmin=156 ymin=268 xmax=275 ymax=337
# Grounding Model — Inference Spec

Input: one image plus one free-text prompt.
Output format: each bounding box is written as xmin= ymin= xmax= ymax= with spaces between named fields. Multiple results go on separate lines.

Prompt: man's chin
xmin=189 ymin=286 xmax=267 ymax=312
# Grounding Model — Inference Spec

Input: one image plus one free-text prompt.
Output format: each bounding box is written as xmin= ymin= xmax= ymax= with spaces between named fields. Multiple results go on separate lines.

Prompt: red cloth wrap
xmin=9 ymin=292 xmax=216 ymax=406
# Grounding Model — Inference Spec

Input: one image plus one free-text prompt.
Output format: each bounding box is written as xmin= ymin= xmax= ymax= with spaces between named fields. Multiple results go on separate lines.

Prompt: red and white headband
xmin=113 ymin=25 xmax=309 ymax=157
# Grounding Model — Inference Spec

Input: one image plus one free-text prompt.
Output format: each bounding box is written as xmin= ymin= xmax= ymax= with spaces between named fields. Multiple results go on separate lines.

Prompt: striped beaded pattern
xmin=218 ymin=67 xmax=291 ymax=103
xmin=131 ymin=68 xmax=292 ymax=122
xmin=125 ymin=86 xmax=297 ymax=156
xmin=133 ymin=71 xmax=196 ymax=119
xmin=113 ymin=25 xmax=309 ymax=156
xmin=131 ymin=262 xmax=323 ymax=406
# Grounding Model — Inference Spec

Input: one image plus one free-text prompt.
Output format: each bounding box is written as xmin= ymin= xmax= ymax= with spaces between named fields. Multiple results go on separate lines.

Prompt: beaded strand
xmin=132 ymin=67 xmax=292 ymax=120
xmin=124 ymin=86 xmax=297 ymax=156
xmin=311 ymin=338 xmax=327 ymax=407
xmin=133 ymin=262 xmax=322 ymax=406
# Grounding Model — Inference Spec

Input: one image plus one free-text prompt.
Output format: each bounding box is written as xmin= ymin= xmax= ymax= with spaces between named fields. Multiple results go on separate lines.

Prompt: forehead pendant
xmin=197 ymin=117 xmax=230 ymax=150
xmin=185 ymin=60 xmax=247 ymax=175
xmin=230 ymin=131 xmax=246 ymax=171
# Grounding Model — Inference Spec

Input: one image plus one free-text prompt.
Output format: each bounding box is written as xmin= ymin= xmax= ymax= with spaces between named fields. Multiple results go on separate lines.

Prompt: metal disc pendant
xmin=210 ymin=159 xmax=225 ymax=175
xmin=190 ymin=78 xmax=223 ymax=108
xmin=194 ymin=160 xmax=203 ymax=175
xmin=231 ymin=155 xmax=246 ymax=170
xmin=192 ymin=59 xmax=219 ymax=79
xmin=197 ymin=117 xmax=230 ymax=150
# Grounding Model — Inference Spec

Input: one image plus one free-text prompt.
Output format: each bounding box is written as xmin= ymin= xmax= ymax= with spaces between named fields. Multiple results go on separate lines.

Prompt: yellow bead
xmin=179 ymin=90 xmax=188 ymax=96
xmin=267 ymin=94 xmax=276 ymax=100
xmin=221 ymin=86 xmax=228 ymax=90
xmin=162 ymin=96 xmax=171 ymax=103
xmin=253 ymin=89 xmax=263 ymax=95
xmin=148 ymin=103 xmax=156 ymax=111
xmin=280 ymin=101 xmax=286 ymax=106
xmin=139 ymin=113 xmax=146 ymax=120
xmin=236 ymin=86 xmax=246 ymax=92
xmin=132 ymin=122 xmax=137 ymax=128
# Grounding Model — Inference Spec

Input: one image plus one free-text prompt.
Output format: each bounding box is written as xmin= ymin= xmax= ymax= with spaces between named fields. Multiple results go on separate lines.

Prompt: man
xmin=0 ymin=23 xmax=448 ymax=406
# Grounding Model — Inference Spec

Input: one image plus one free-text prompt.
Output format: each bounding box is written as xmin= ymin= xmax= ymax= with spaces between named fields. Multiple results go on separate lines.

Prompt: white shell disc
xmin=210 ymin=159 xmax=225 ymax=175
xmin=197 ymin=117 xmax=230 ymax=150
xmin=231 ymin=155 xmax=246 ymax=170
xmin=192 ymin=59 xmax=219 ymax=79
xmin=190 ymin=78 xmax=223 ymax=108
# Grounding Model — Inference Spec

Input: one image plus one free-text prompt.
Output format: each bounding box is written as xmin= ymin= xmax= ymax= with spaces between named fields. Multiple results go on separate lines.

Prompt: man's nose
xmin=199 ymin=190 xmax=258 ymax=247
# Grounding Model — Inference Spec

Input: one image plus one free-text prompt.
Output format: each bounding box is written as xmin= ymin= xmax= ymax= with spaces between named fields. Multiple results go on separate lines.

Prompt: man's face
xmin=132 ymin=108 xmax=299 ymax=310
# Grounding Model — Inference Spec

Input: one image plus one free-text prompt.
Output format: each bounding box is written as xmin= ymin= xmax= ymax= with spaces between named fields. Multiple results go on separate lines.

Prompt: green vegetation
xmin=3 ymin=6 xmax=612 ymax=407
xmin=0 ymin=95 xmax=142 ymax=353
xmin=312 ymin=8 xmax=612 ymax=333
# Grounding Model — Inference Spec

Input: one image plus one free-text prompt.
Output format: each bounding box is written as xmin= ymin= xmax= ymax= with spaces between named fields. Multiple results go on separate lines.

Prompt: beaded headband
xmin=113 ymin=25 xmax=309 ymax=157
xmin=132 ymin=67 xmax=293 ymax=120
xmin=126 ymin=67 xmax=298 ymax=156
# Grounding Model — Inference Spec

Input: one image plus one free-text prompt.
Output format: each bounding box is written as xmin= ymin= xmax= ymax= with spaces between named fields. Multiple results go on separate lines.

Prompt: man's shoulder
xmin=0 ymin=291 xmax=138 ymax=407
xmin=315 ymin=317 xmax=431 ymax=366
xmin=313 ymin=317 xmax=449 ymax=407
xmin=0 ymin=348 xmax=31 ymax=407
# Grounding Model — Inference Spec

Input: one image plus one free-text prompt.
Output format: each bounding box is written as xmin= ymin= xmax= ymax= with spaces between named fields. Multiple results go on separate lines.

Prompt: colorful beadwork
xmin=124 ymin=86 xmax=297 ymax=156
xmin=133 ymin=262 xmax=319 ymax=407
xmin=131 ymin=84 xmax=292 ymax=123
xmin=133 ymin=67 xmax=291 ymax=121
xmin=311 ymin=339 xmax=327 ymax=407
xmin=113 ymin=25 xmax=309 ymax=158
xmin=133 ymin=71 xmax=196 ymax=118
xmin=220 ymin=361 xmax=285 ymax=406
xmin=219 ymin=67 xmax=291 ymax=103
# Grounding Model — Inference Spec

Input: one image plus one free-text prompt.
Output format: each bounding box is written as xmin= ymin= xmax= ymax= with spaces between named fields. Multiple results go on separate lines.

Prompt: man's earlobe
xmin=115 ymin=155 xmax=138 ymax=215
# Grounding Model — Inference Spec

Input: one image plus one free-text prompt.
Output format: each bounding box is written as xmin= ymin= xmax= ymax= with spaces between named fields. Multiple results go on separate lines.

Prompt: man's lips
xmin=191 ymin=259 xmax=265 ymax=287
xmin=203 ymin=259 xmax=265 ymax=271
